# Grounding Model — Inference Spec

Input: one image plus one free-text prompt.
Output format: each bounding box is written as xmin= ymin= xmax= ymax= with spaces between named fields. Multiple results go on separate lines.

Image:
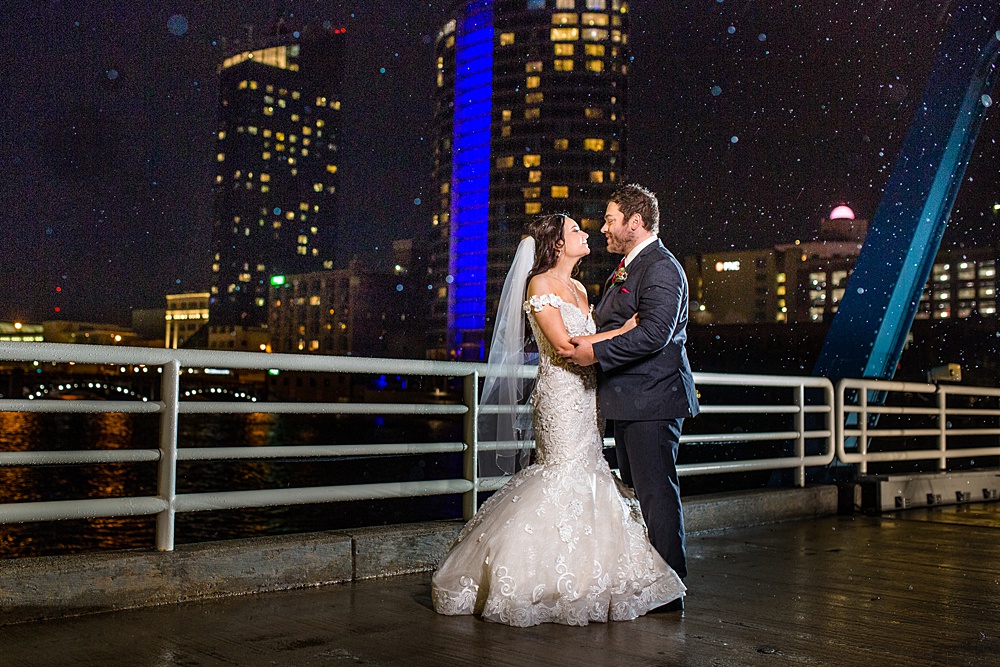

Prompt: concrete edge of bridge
xmin=0 ymin=484 xmax=837 ymax=626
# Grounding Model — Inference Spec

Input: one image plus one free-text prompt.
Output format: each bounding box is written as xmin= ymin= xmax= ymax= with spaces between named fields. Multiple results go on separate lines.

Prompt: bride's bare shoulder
xmin=526 ymin=273 xmax=556 ymax=296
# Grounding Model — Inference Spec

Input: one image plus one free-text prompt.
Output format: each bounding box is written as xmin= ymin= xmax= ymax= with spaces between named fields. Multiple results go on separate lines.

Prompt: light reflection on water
xmin=0 ymin=413 xmax=463 ymax=559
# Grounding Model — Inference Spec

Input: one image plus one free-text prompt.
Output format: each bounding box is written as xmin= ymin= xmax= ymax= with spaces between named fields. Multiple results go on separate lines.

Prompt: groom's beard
xmin=606 ymin=228 xmax=637 ymax=255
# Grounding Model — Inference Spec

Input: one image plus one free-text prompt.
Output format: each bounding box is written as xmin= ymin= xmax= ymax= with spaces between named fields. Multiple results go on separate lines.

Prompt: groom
xmin=560 ymin=183 xmax=699 ymax=611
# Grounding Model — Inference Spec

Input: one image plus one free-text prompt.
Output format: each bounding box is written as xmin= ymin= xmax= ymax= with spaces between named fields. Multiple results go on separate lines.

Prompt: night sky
xmin=3 ymin=0 xmax=998 ymax=324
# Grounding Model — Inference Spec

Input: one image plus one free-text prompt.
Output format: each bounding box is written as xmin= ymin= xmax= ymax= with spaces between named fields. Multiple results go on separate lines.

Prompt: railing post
xmin=462 ymin=371 xmax=479 ymax=521
xmin=156 ymin=359 xmax=180 ymax=551
xmin=859 ymin=387 xmax=869 ymax=475
xmin=794 ymin=383 xmax=806 ymax=487
xmin=937 ymin=386 xmax=948 ymax=472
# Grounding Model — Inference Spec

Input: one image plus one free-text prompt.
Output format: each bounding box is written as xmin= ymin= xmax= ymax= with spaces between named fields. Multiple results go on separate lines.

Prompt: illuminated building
xmin=429 ymin=0 xmax=629 ymax=359
xmin=164 ymin=293 xmax=209 ymax=349
xmin=686 ymin=205 xmax=1000 ymax=324
xmin=0 ymin=322 xmax=44 ymax=342
xmin=268 ymin=249 xmax=425 ymax=358
xmin=209 ymin=21 xmax=346 ymax=327
xmin=42 ymin=321 xmax=137 ymax=346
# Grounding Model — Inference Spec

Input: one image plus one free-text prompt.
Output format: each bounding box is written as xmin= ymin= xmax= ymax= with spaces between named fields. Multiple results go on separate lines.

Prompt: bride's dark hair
xmin=526 ymin=213 xmax=576 ymax=282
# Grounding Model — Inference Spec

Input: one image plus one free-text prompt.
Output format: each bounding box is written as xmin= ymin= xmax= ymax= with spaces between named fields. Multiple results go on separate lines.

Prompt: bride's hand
xmin=621 ymin=314 xmax=639 ymax=333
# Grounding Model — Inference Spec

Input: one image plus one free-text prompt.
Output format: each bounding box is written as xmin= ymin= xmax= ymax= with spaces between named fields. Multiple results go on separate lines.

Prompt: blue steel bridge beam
xmin=814 ymin=4 xmax=1000 ymax=383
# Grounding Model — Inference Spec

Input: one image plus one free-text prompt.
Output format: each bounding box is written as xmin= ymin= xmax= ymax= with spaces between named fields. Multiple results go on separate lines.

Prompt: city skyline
xmin=4 ymin=1 xmax=999 ymax=326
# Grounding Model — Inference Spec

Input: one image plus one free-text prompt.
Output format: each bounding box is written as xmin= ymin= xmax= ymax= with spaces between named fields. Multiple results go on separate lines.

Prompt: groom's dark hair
xmin=610 ymin=184 xmax=659 ymax=235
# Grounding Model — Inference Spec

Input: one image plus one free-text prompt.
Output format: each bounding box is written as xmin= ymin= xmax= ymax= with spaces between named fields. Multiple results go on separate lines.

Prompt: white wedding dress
xmin=431 ymin=294 xmax=685 ymax=627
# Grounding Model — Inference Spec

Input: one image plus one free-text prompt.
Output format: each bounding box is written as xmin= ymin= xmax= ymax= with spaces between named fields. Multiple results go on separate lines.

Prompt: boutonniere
xmin=612 ymin=265 xmax=628 ymax=285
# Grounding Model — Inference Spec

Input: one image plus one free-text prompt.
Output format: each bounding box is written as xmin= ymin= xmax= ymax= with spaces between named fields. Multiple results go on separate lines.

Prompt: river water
xmin=0 ymin=411 xmax=464 ymax=559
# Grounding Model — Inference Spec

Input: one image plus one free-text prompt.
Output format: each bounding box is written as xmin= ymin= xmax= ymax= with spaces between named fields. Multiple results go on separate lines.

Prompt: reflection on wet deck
xmin=5 ymin=503 xmax=1000 ymax=666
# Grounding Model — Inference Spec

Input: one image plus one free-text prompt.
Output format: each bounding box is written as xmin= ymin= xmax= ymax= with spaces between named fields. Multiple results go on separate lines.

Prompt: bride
xmin=431 ymin=213 xmax=685 ymax=627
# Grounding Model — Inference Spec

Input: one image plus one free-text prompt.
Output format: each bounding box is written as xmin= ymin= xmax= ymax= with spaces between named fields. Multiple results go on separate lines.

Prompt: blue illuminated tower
xmin=429 ymin=0 xmax=630 ymax=360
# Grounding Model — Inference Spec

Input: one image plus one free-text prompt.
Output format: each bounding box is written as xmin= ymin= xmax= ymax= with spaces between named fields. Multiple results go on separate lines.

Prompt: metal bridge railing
xmin=0 ymin=342 xmax=836 ymax=551
xmin=836 ymin=377 xmax=1000 ymax=474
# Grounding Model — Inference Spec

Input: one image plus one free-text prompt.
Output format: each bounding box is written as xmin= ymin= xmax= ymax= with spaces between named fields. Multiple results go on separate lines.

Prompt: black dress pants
xmin=614 ymin=417 xmax=686 ymax=579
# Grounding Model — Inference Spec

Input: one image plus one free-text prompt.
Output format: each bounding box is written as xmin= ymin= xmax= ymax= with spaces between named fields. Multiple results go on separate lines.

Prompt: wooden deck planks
xmin=3 ymin=503 xmax=1000 ymax=666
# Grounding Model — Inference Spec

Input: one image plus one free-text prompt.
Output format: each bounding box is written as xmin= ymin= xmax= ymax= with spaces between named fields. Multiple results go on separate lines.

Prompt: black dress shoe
xmin=647 ymin=597 xmax=684 ymax=614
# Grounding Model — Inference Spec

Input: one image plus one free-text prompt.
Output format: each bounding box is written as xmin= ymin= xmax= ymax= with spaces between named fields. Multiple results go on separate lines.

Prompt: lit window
xmin=316 ymin=119 xmax=325 ymax=128
xmin=501 ymin=125 xmax=511 ymax=137
xmin=582 ymin=28 xmax=609 ymax=40
xmin=582 ymin=12 xmax=609 ymax=25
xmin=526 ymin=202 xmax=542 ymax=214
xmin=216 ymin=153 xmax=225 ymax=161
xmin=526 ymin=61 xmax=543 ymax=72
xmin=313 ymin=183 xmax=324 ymax=192
xmin=524 ymin=108 xmax=540 ymax=119
xmin=260 ymin=173 xmax=270 ymax=182
xmin=587 ymin=0 xmax=607 ymax=11
xmin=525 ymin=92 xmax=543 ymax=104
xmin=551 ymin=27 xmax=580 ymax=41
xmin=553 ymin=13 xmax=579 ymax=25
xmin=496 ymin=156 xmax=515 ymax=169
xmin=502 ymin=109 xmax=512 ymax=121
xmin=526 ymin=76 xmax=541 ymax=88
xmin=585 ymin=43 xmax=606 ymax=56
xmin=589 ymin=171 xmax=604 ymax=183
xmin=610 ymin=140 xmax=619 ymax=151
xmin=309 ymin=296 xmax=321 ymax=306
xmin=263 ymin=129 xmax=272 ymax=137
xmin=523 ymin=187 xmax=541 ymax=199
xmin=587 ymin=60 xmax=604 ymax=72
xmin=523 ymin=154 xmax=541 ymax=167
xmin=286 ymin=211 xmax=295 ymax=220
xmin=528 ymin=170 xmax=542 ymax=182
xmin=239 ymin=80 xmax=248 ymax=89
xmin=584 ymin=138 xmax=605 ymax=151
xmin=554 ymin=43 xmax=574 ymax=55
xmin=585 ymin=108 xmax=604 ymax=118
xmin=554 ymin=138 xmax=569 ymax=149
xmin=326 ymin=164 xmax=338 ymax=174
xmin=264 ymin=107 xmax=274 ymax=116
xmin=552 ymin=185 xmax=569 ymax=198
xmin=500 ymin=32 xmax=515 ymax=46
xmin=302 ymin=126 xmax=312 ymax=135
xmin=556 ymin=0 xmax=575 ymax=8
xmin=554 ymin=59 xmax=575 ymax=71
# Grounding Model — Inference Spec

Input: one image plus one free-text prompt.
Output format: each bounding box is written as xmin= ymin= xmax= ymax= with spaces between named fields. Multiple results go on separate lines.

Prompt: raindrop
xmin=106 ymin=69 xmax=118 ymax=80
xmin=445 ymin=275 xmax=455 ymax=284
xmin=727 ymin=26 xmax=736 ymax=35
xmin=730 ymin=135 xmax=739 ymax=143
xmin=273 ymin=207 xmax=282 ymax=215
xmin=857 ymin=287 xmax=865 ymax=294
xmin=414 ymin=197 xmax=422 ymax=205
xmin=758 ymin=33 xmax=767 ymax=42
xmin=380 ymin=67 xmax=386 ymax=74
xmin=396 ymin=284 xmax=404 ymax=292
xmin=982 ymin=94 xmax=993 ymax=108
xmin=711 ymin=85 xmax=722 ymax=96
xmin=167 ymin=14 xmax=188 ymax=36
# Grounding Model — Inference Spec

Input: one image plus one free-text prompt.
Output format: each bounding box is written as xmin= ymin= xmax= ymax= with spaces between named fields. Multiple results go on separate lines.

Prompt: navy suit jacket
xmin=592 ymin=240 xmax=700 ymax=421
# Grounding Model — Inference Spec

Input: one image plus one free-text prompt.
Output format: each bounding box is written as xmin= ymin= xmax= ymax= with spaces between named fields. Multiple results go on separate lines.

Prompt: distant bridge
xmin=26 ymin=382 xmax=257 ymax=402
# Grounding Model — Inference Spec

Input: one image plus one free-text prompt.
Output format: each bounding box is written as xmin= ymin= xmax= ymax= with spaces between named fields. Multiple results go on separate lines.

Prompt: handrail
xmin=1 ymin=342 xmax=835 ymax=551
xmin=836 ymin=377 xmax=1000 ymax=474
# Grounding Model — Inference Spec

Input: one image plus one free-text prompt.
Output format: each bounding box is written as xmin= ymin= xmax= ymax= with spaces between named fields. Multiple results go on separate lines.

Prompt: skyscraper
xmin=209 ymin=21 xmax=346 ymax=327
xmin=428 ymin=0 xmax=629 ymax=360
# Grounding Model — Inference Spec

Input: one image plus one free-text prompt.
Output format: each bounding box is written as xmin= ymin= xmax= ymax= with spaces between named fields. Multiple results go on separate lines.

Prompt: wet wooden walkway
xmin=5 ymin=503 xmax=1000 ymax=666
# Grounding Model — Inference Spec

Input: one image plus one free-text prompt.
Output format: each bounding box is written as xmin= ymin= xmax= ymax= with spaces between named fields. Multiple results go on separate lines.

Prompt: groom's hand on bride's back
xmin=559 ymin=338 xmax=597 ymax=366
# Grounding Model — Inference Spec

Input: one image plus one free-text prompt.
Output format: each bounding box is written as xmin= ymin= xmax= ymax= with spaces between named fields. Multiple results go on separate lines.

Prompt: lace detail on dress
xmin=431 ymin=293 xmax=685 ymax=627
